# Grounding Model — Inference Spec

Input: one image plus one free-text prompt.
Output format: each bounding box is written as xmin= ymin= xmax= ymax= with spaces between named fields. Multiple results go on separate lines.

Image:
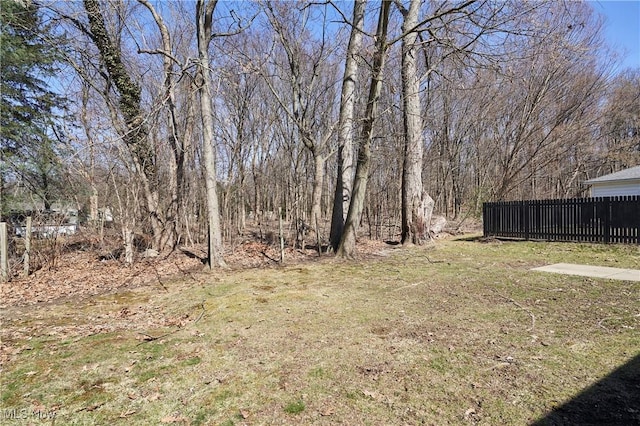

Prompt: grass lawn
xmin=1 ymin=238 xmax=638 ymax=425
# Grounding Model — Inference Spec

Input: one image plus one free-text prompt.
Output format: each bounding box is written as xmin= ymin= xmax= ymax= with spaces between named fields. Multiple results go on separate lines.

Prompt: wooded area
xmin=1 ymin=0 xmax=639 ymax=267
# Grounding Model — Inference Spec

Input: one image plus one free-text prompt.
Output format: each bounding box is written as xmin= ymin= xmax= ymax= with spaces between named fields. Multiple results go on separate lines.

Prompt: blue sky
xmin=590 ymin=0 xmax=640 ymax=71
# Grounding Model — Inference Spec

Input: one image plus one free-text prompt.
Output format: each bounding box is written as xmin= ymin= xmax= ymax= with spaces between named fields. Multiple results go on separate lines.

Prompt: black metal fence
xmin=483 ymin=196 xmax=640 ymax=244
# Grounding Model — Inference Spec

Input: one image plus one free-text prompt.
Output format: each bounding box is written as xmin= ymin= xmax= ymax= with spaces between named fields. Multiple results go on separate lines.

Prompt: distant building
xmin=584 ymin=166 xmax=640 ymax=197
xmin=7 ymin=204 xmax=79 ymax=238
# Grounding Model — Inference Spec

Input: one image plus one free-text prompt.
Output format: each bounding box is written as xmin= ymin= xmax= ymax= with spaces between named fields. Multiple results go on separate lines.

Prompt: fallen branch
xmin=137 ymin=301 xmax=206 ymax=345
xmin=482 ymin=362 xmax=512 ymax=371
xmin=393 ymin=282 xmax=421 ymax=292
xmin=153 ymin=267 xmax=169 ymax=292
xmin=423 ymin=255 xmax=445 ymax=264
xmin=597 ymin=317 xmax=621 ymax=332
xmin=76 ymin=402 xmax=106 ymax=412
xmin=492 ymin=290 xmax=536 ymax=332
xmin=137 ymin=331 xmax=176 ymax=344
xmin=260 ymin=251 xmax=279 ymax=263
xmin=193 ymin=302 xmax=205 ymax=325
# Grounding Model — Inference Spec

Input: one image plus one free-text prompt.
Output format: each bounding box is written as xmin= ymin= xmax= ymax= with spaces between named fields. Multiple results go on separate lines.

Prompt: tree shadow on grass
xmin=531 ymin=353 xmax=640 ymax=425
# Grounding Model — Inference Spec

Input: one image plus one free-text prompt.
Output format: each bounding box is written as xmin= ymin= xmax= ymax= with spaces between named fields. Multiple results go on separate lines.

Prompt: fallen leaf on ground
xmin=161 ymin=415 xmax=189 ymax=423
xmin=320 ymin=407 xmax=335 ymax=416
xmin=464 ymin=407 xmax=476 ymax=419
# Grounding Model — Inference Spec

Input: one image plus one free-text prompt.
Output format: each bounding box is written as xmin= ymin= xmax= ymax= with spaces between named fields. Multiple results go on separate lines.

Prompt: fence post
xmin=604 ymin=197 xmax=611 ymax=243
xmin=0 ymin=222 xmax=8 ymax=282
xmin=24 ymin=216 xmax=32 ymax=276
xmin=482 ymin=203 xmax=488 ymax=237
xmin=279 ymin=207 xmax=285 ymax=264
xmin=523 ymin=200 xmax=530 ymax=240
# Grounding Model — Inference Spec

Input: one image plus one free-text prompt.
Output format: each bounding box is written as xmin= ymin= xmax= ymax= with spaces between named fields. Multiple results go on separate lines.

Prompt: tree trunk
xmin=401 ymin=0 xmax=432 ymax=245
xmin=123 ymin=226 xmax=134 ymax=265
xmin=330 ymin=0 xmax=366 ymax=252
xmin=196 ymin=0 xmax=226 ymax=268
xmin=180 ymin=79 xmax=198 ymax=246
xmin=0 ymin=223 xmax=8 ymax=282
xmin=337 ymin=0 xmax=391 ymax=259
xmin=310 ymin=150 xmax=325 ymax=234
xmin=139 ymin=0 xmax=186 ymax=250
xmin=83 ymin=0 xmax=163 ymax=251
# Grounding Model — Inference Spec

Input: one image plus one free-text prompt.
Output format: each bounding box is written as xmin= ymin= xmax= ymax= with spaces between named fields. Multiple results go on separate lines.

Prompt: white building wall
xmin=590 ymin=181 xmax=640 ymax=197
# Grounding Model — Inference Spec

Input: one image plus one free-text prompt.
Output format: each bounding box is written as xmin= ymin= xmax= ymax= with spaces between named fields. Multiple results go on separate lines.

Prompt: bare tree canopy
xmin=3 ymin=0 xmax=636 ymax=264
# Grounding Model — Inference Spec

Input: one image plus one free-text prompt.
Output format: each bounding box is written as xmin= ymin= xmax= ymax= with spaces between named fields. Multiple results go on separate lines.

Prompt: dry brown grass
xmin=1 ymin=238 xmax=638 ymax=425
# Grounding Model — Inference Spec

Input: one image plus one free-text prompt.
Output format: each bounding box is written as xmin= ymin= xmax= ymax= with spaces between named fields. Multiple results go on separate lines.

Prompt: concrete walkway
xmin=531 ymin=263 xmax=640 ymax=281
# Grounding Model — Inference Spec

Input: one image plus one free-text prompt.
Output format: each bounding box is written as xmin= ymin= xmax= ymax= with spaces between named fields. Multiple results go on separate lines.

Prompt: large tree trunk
xmin=401 ymin=0 xmax=432 ymax=245
xmin=196 ymin=0 xmax=226 ymax=268
xmin=180 ymin=79 xmax=198 ymax=246
xmin=337 ymin=0 xmax=391 ymax=259
xmin=330 ymin=0 xmax=366 ymax=252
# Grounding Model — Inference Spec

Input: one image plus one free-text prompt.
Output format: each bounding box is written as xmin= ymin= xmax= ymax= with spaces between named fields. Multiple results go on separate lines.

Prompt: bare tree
xmin=137 ymin=0 xmax=190 ymax=250
xmin=196 ymin=0 xmax=226 ymax=268
xmin=262 ymin=2 xmax=339 ymax=237
xmin=483 ymin=5 xmax=608 ymax=201
xmin=329 ymin=0 xmax=366 ymax=251
xmin=82 ymin=0 xmax=168 ymax=251
xmin=337 ymin=0 xmax=392 ymax=259
xmin=397 ymin=0 xmax=433 ymax=245
xmin=597 ymin=70 xmax=640 ymax=172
